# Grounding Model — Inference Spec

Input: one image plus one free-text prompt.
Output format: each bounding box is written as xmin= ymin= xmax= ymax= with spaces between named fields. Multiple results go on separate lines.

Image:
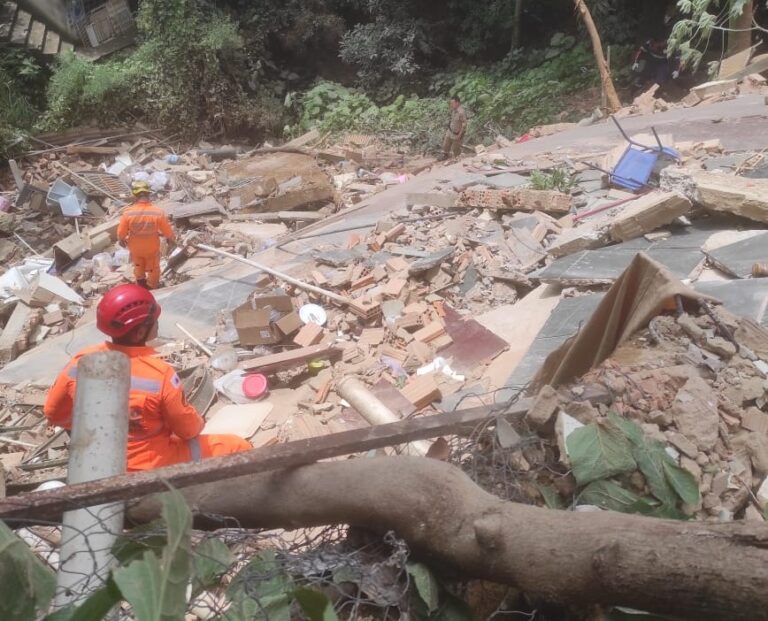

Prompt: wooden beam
xmin=0 ymin=399 xmax=532 ymax=522
xmin=238 ymin=343 xmax=343 ymax=373
xmin=65 ymin=145 xmax=120 ymax=156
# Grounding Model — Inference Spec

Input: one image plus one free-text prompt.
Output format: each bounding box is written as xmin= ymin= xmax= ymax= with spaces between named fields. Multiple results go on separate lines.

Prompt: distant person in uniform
xmin=632 ymin=38 xmax=681 ymax=90
xmin=441 ymin=96 xmax=467 ymax=160
xmin=118 ymin=181 xmax=175 ymax=290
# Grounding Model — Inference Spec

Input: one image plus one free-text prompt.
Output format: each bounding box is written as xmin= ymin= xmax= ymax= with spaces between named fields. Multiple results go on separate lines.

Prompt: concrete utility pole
xmin=574 ymin=0 xmax=622 ymax=112
xmin=54 ymin=351 xmax=130 ymax=609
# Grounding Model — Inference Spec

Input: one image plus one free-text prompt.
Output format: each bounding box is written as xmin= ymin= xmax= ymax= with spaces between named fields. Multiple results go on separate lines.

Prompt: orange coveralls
xmin=117 ymin=199 xmax=175 ymax=289
xmin=44 ymin=342 xmax=251 ymax=472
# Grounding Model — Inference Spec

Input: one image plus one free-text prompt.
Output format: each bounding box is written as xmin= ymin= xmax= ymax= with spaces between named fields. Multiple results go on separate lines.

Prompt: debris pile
xmin=3 ymin=96 xmax=768 ymax=545
xmin=525 ymin=305 xmax=768 ymax=523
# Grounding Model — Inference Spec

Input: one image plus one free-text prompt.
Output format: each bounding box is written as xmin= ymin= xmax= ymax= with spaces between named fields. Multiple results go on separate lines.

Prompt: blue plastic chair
xmin=590 ymin=116 xmax=681 ymax=191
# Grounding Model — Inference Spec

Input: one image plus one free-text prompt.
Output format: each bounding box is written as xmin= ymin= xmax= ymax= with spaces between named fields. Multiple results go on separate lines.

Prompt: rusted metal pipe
xmin=54 ymin=351 xmax=130 ymax=609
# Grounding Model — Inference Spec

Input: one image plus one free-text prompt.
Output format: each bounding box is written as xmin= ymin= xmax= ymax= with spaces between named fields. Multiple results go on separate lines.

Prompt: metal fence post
xmin=54 ymin=351 xmax=130 ymax=609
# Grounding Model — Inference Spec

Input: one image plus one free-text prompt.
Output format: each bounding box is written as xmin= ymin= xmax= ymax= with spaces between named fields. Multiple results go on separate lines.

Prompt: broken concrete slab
xmin=0 ymin=258 xmax=270 ymax=386
xmin=481 ymin=172 xmax=530 ymax=189
xmin=405 ymin=192 xmax=458 ymax=208
xmin=220 ymin=222 xmax=288 ymax=244
xmin=662 ymin=168 xmax=768 ymax=225
xmin=203 ymin=402 xmax=273 ymax=438
xmin=408 ymin=248 xmax=455 ymax=275
xmin=534 ymin=236 xmax=704 ymax=286
xmin=160 ymin=196 xmax=224 ymax=220
xmin=547 ymin=223 xmax=608 ymax=259
xmin=671 ymin=375 xmax=720 ymax=451
xmin=609 ymin=191 xmax=692 ymax=242
xmin=695 ymin=279 xmax=768 ymax=325
xmin=705 ymin=231 xmax=768 ymax=278
xmin=690 ymin=79 xmax=738 ymax=101
xmin=503 ymin=294 xmax=604 ymax=392
xmin=458 ymin=187 xmax=571 ymax=214
xmin=0 ymin=302 xmax=35 ymax=364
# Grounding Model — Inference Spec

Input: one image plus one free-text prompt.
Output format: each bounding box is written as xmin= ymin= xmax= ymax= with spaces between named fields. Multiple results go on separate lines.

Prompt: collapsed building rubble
xmin=3 ymin=97 xmax=768 ymax=619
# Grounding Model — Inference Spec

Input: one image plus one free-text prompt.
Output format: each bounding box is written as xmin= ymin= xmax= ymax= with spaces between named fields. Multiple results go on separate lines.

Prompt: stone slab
xmin=534 ymin=224 xmax=717 ymax=285
xmin=706 ymin=231 xmax=768 ymax=278
xmin=695 ymin=279 xmax=768 ymax=325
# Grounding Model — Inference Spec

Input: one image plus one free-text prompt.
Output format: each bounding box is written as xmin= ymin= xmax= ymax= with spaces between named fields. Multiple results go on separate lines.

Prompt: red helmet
xmin=96 ymin=284 xmax=161 ymax=338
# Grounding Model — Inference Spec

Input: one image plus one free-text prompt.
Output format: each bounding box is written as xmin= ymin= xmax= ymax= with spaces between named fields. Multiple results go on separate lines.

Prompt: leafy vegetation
xmin=529 ymin=168 xmax=577 ymax=193
xmin=298 ymin=44 xmax=600 ymax=150
xmin=0 ymin=47 xmax=47 ymax=158
xmin=41 ymin=0 xmax=283 ymax=137
xmin=567 ymin=414 xmax=700 ymax=518
xmin=0 ymin=488 xmax=470 ymax=620
xmin=669 ymin=0 xmax=753 ymax=71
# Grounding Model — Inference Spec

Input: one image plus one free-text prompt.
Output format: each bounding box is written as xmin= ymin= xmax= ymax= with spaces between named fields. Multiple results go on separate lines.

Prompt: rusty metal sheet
xmin=441 ymin=306 xmax=508 ymax=374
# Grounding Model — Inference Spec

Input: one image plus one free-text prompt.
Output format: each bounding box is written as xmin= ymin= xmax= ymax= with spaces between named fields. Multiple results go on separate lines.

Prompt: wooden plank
xmin=239 ymin=344 xmax=343 ymax=373
xmin=0 ymin=398 xmax=531 ymax=522
xmin=66 ymin=145 xmax=120 ymax=156
xmin=8 ymin=159 xmax=24 ymax=190
xmin=283 ymin=129 xmax=321 ymax=149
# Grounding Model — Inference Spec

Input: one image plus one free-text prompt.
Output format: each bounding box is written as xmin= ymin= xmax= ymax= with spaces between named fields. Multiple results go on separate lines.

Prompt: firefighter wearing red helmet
xmin=44 ymin=284 xmax=251 ymax=472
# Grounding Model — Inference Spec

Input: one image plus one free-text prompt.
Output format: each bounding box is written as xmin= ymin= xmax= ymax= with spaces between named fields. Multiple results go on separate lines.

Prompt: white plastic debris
xmin=149 ymin=171 xmax=169 ymax=192
xmin=213 ymin=369 xmax=250 ymax=404
xmin=416 ymin=356 xmax=465 ymax=382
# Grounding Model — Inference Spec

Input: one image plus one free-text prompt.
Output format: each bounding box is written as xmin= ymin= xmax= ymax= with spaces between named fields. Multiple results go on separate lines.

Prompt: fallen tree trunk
xmin=0 ymin=401 xmax=529 ymax=522
xmin=129 ymin=456 xmax=768 ymax=620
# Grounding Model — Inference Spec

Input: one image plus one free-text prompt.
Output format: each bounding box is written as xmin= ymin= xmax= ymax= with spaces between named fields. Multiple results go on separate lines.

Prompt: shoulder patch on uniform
xmin=171 ymin=373 xmax=181 ymax=388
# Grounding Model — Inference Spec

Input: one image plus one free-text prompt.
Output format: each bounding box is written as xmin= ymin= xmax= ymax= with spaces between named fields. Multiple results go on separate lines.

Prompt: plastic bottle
xmin=165 ymin=154 xmax=180 ymax=164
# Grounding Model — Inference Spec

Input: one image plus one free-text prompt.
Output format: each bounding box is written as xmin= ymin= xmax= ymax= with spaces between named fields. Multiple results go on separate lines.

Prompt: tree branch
xmin=129 ymin=456 xmax=768 ymax=620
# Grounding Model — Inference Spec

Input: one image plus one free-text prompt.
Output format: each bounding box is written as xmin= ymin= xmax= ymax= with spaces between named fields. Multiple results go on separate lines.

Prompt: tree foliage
xmin=669 ymin=0 xmax=753 ymax=70
xmin=299 ymin=44 xmax=600 ymax=150
xmin=42 ymin=0 xmax=283 ymax=137
xmin=0 ymin=47 xmax=47 ymax=157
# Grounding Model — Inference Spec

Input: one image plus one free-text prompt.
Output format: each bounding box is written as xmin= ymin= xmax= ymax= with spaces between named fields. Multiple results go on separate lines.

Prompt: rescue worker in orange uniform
xmin=44 ymin=284 xmax=252 ymax=472
xmin=118 ymin=181 xmax=175 ymax=290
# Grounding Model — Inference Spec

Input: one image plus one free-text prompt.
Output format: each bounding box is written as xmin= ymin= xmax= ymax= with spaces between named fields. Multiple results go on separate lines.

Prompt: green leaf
xmin=662 ymin=461 xmax=700 ymax=506
xmin=407 ymin=562 xmax=440 ymax=612
xmin=610 ymin=414 xmax=696 ymax=509
xmin=0 ymin=520 xmax=56 ymax=621
xmin=628 ymin=439 xmax=680 ymax=506
xmin=193 ymin=538 xmax=232 ymax=590
xmin=112 ymin=489 xmax=192 ymax=621
xmin=578 ymin=480 xmax=656 ymax=514
xmin=47 ymin=579 xmax=122 ymax=621
xmin=566 ymin=420 xmax=636 ymax=486
xmin=294 ymin=588 xmax=339 ymax=621
xmin=224 ymin=550 xmax=293 ymax=621
xmin=112 ymin=520 xmax=167 ymax=565
xmin=536 ymin=483 xmax=564 ymax=509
